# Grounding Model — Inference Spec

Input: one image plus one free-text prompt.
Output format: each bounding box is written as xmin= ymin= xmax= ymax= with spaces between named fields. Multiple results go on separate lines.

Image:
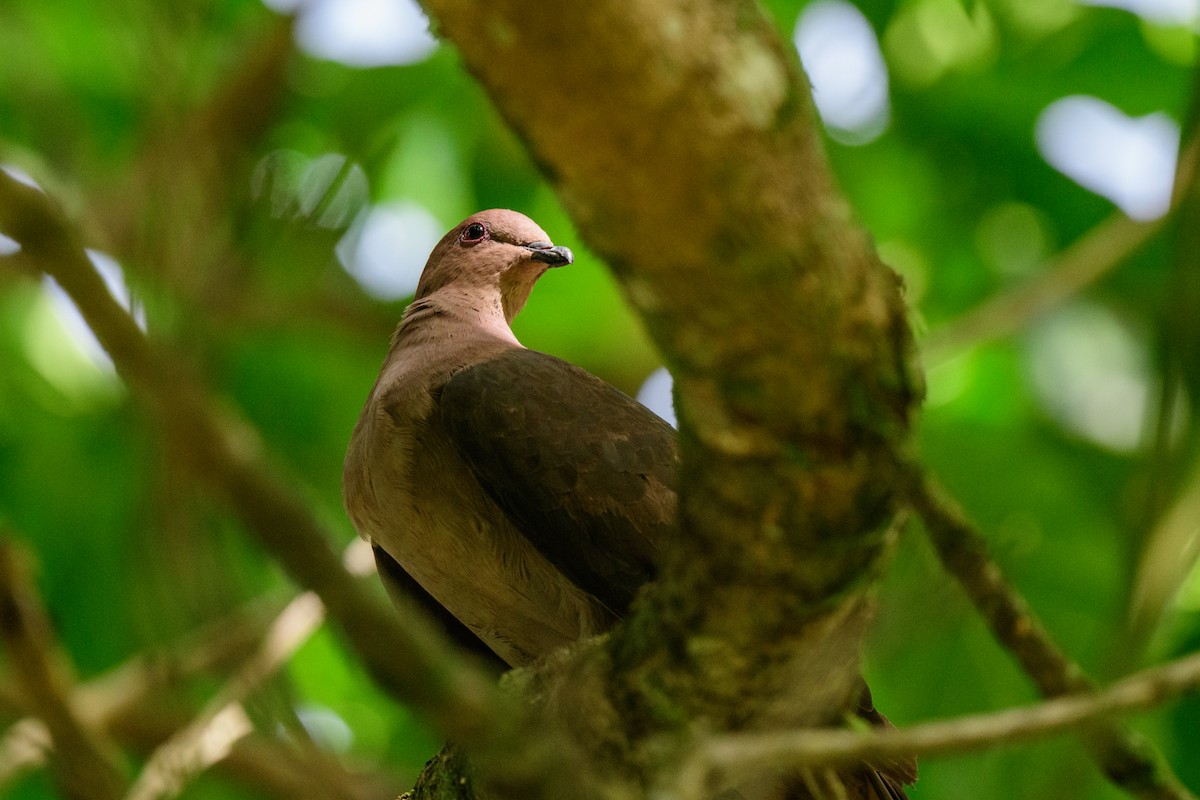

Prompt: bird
xmin=343 ymin=209 xmax=914 ymax=799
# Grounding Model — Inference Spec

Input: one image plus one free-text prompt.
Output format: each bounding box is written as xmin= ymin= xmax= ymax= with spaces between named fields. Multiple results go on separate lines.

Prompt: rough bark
xmin=414 ymin=0 xmax=921 ymax=797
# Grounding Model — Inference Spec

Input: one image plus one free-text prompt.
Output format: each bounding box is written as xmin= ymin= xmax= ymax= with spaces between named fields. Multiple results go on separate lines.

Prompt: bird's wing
xmin=371 ymin=544 xmax=508 ymax=674
xmin=437 ymin=348 xmax=678 ymax=616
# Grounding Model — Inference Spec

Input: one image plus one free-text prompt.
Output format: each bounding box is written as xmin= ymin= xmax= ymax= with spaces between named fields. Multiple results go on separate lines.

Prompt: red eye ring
xmin=461 ymin=222 xmax=488 ymax=243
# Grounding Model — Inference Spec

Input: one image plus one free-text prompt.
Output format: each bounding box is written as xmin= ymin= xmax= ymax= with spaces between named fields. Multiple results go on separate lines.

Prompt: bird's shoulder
xmin=437 ymin=348 xmax=678 ymax=613
xmin=439 ymin=348 xmax=677 ymax=487
xmin=344 ymin=329 xmax=517 ymax=535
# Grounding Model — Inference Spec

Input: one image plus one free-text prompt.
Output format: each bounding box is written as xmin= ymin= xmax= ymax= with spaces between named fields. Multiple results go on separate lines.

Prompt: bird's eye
xmin=461 ymin=222 xmax=488 ymax=243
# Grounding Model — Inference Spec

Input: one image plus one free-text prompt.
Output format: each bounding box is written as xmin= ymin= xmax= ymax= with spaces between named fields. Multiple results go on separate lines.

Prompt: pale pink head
xmin=414 ymin=209 xmax=573 ymax=322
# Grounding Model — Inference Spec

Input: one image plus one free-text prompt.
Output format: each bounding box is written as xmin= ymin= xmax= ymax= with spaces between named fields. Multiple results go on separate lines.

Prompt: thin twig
xmin=131 ymin=536 xmax=396 ymax=798
xmin=1122 ymin=60 xmax=1200 ymax=670
xmin=908 ymin=475 xmax=1089 ymax=695
xmin=0 ymin=537 xmax=129 ymax=800
xmin=0 ymin=585 xmax=390 ymax=800
xmin=921 ymin=212 xmax=1161 ymax=367
xmin=111 ymin=711 xmax=397 ymax=800
xmin=0 ymin=718 xmax=53 ymax=787
xmin=0 ymin=595 xmax=284 ymax=789
xmin=125 ymin=592 xmax=326 ymax=800
xmin=905 ymin=469 xmax=1194 ymax=800
xmin=924 ymin=118 xmax=1200 ymax=368
xmin=679 ymin=647 xmax=1200 ymax=798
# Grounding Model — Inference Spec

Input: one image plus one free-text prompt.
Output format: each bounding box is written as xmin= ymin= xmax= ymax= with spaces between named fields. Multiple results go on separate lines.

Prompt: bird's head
xmin=414 ymin=209 xmax=574 ymax=322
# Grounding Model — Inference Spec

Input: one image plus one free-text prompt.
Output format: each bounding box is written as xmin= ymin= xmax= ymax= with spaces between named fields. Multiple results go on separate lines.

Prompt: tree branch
xmin=0 ymin=536 xmax=128 ymax=800
xmin=124 ymin=542 xmax=376 ymax=799
xmin=0 ymin=169 xmax=509 ymax=753
xmin=421 ymin=0 xmax=919 ymax=748
xmin=679 ymin=646 xmax=1200 ymax=797
xmin=114 ymin=712 xmax=397 ymax=800
xmin=905 ymin=470 xmax=1194 ymax=800
xmin=922 ymin=108 xmax=1200 ymax=368
xmin=125 ymin=592 xmax=324 ymax=800
xmin=0 ymin=580 xmax=395 ymax=800
xmin=921 ymin=212 xmax=1161 ymax=367
xmin=0 ymin=595 xmax=282 ymax=792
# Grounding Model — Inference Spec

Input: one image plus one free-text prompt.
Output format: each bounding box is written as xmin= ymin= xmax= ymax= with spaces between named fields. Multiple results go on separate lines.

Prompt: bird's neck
xmin=393 ymin=287 xmax=523 ymax=350
xmin=371 ymin=291 xmax=524 ymax=410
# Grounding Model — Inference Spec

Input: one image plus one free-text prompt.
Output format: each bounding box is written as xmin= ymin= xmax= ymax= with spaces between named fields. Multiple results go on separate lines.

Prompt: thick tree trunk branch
xmin=421 ymin=0 xmax=920 ymax=759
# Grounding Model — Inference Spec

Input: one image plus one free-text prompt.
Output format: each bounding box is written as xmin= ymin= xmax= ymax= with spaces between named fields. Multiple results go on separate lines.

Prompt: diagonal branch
xmin=0 ymin=575 xmax=393 ymax=800
xmin=921 ymin=212 xmax=1162 ymax=367
xmin=0 ymin=596 xmax=283 ymax=791
xmin=122 ymin=540 xmax=374 ymax=800
xmin=922 ymin=107 xmax=1200 ymax=368
xmin=905 ymin=469 xmax=1194 ymax=800
xmin=679 ymin=645 xmax=1200 ymax=797
xmin=0 ymin=536 xmax=128 ymax=800
xmin=125 ymin=591 xmax=324 ymax=800
xmin=113 ymin=712 xmax=396 ymax=800
xmin=0 ymin=168 xmax=509 ymax=751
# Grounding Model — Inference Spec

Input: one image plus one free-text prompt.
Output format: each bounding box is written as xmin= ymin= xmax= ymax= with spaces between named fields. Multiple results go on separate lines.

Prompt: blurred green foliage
xmin=1 ymin=0 xmax=1199 ymax=798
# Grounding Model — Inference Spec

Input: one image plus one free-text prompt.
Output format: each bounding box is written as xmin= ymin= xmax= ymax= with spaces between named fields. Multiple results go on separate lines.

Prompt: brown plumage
xmin=344 ymin=209 xmax=676 ymax=666
xmin=343 ymin=209 xmax=914 ymax=797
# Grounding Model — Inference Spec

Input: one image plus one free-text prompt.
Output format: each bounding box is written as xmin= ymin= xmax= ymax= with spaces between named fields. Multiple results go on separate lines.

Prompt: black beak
xmin=525 ymin=242 xmax=574 ymax=267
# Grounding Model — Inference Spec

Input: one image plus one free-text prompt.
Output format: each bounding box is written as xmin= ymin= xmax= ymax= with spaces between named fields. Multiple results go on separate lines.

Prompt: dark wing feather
xmin=438 ymin=348 xmax=678 ymax=615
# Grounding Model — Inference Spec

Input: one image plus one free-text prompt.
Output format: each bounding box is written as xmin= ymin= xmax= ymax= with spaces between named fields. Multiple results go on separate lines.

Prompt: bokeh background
xmin=2 ymin=0 xmax=1200 ymax=797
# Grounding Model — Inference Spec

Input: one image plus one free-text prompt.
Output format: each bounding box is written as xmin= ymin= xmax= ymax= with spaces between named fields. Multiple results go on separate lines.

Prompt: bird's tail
xmin=854 ymin=683 xmax=917 ymax=799
xmin=865 ymin=767 xmax=909 ymax=800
